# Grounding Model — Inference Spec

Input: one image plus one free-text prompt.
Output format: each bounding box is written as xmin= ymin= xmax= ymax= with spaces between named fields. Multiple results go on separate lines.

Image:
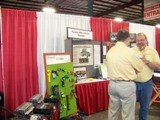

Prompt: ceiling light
xmin=42 ymin=0 xmax=56 ymax=13
xmin=42 ymin=7 xmax=56 ymax=13
xmin=156 ymin=24 xmax=160 ymax=28
xmin=114 ymin=17 xmax=123 ymax=22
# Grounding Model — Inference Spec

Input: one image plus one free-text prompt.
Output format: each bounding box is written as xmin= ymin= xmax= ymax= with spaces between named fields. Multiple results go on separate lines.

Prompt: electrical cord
xmin=0 ymin=106 xmax=15 ymax=115
xmin=0 ymin=106 xmax=16 ymax=119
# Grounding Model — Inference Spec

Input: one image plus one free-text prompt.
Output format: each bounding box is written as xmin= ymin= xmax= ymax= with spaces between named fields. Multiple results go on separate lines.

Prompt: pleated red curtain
xmin=90 ymin=17 xmax=111 ymax=42
xmin=0 ymin=51 xmax=2 ymax=92
xmin=0 ymin=15 xmax=2 ymax=92
xmin=156 ymin=27 xmax=160 ymax=55
xmin=2 ymin=8 xmax=39 ymax=112
xmin=111 ymin=20 xmax=129 ymax=32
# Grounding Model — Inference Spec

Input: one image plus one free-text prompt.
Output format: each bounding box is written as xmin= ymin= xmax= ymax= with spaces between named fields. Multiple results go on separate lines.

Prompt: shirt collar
xmin=135 ymin=45 xmax=148 ymax=52
xmin=116 ymin=41 xmax=127 ymax=47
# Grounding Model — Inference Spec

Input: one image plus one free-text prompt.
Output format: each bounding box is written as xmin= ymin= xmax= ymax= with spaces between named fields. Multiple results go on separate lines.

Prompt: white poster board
xmin=73 ymin=45 xmax=93 ymax=66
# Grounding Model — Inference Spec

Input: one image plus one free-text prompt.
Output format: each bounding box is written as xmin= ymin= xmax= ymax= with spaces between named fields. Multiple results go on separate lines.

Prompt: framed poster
xmin=72 ymin=44 xmax=93 ymax=66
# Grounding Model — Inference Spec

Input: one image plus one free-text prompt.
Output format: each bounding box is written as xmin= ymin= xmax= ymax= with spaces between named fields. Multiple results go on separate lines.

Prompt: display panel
xmin=43 ymin=53 xmax=77 ymax=118
xmin=65 ymin=39 xmax=101 ymax=78
xmin=46 ymin=62 xmax=77 ymax=118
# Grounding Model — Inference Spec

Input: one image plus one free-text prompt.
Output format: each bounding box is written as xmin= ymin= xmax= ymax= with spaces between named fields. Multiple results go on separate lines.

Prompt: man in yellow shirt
xmin=106 ymin=29 xmax=143 ymax=120
xmin=132 ymin=32 xmax=160 ymax=120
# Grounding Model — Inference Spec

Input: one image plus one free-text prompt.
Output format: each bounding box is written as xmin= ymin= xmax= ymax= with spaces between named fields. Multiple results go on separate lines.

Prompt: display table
xmin=75 ymin=80 xmax=109 ymax=115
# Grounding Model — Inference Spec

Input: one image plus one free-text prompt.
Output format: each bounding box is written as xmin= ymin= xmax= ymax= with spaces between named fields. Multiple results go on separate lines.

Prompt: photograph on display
xmin=74 ymin=67 xmax=87 ymax=80
xmin=130 ymin=33 xmax=136 ymax=43
xmin=110 ymin=32 xmax=117 ymax=42
xmin=73 ymin=45 xmax=93 ymax=66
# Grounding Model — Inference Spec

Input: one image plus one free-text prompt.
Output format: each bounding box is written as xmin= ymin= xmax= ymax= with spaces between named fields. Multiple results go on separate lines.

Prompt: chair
xmin=150 ymin=73 xmax=160 ymax=105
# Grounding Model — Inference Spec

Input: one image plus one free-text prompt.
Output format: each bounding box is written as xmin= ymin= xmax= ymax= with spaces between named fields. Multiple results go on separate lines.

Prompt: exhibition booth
xmin=0 ymin=7 xmax=160 ymax=119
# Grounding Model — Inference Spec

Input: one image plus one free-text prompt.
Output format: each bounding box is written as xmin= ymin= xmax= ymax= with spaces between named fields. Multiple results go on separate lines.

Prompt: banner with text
xmin=67 ymin=27 xmax=93 ymax=40
xmin=144 ymin=3 xmax=160 ymax=21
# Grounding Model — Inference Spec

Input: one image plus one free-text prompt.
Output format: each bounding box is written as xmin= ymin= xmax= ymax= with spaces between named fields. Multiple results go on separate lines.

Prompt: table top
xmin=153 ymin=72 xmax=160 ymax=78
xmin=75 ymin=78 xmax=109 ymax=84
xmin=153 ymin=73 xmax=160 ymax=82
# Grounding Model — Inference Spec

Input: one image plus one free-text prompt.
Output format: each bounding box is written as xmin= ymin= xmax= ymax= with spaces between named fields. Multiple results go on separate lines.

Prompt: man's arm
xmin=146 ymin=61 xmax=160 ymax=70
xmin=140 ymin=56 xmax=160 ymax=70
xmin=154 ymin=63 xmax=160 ymax=71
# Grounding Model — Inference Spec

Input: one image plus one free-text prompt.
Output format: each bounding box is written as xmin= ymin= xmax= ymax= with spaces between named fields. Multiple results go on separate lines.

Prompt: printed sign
xmin=144 ymin=3 xmax=160 ymax=21
xmin=67 ymin=27 xmax=93 ymax=40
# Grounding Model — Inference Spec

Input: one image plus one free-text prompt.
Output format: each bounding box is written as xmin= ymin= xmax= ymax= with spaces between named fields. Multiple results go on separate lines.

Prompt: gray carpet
xmin=82 ymin=102 xmax=160 ymax=120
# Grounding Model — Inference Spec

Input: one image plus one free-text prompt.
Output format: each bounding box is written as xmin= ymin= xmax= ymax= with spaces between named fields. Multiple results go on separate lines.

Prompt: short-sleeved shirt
xmin=132 ymin=46 xmax=160 ymax=82
xmin=106 ymin=42 xmax=143 ymax=81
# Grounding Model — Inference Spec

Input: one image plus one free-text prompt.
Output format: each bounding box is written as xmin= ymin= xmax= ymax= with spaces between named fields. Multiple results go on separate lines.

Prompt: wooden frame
xmin=43 ymin=52 xmax=72 ymax=95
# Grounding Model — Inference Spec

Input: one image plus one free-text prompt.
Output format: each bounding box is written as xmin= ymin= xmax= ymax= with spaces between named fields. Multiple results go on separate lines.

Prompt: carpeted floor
xmin=82 ymin=102 xmax=160 ymax=120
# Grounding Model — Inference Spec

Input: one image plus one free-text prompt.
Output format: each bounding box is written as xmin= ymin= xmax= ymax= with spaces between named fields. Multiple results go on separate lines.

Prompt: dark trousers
xmin=136 ymin=78 xmax=153 ymax=120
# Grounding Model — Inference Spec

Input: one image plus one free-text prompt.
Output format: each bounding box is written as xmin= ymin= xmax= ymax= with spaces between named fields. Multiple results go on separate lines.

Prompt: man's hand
xmin=140 ymin=56 xmax=149 ymax=65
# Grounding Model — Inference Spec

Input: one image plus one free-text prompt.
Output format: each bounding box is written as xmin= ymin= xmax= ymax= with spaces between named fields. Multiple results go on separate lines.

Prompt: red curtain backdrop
xmin=156 ymin=27 xmax=160 ymax=55
xmin=111 ymin=20 xmax=129 ymax=32
xmin=90 ymin=17 xmax=111 ymax=42
xmin=2 ymin=8 xmax=39 ymax=112
xmin=0 ymin=50 xmax=2 ymax=92
xmin=0 ymin=8 xmax=2 ymax=92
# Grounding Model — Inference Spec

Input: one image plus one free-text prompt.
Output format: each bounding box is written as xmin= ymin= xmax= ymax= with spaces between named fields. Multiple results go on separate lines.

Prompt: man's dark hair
xmin=117 ymin=29 xmax=130 ymax=41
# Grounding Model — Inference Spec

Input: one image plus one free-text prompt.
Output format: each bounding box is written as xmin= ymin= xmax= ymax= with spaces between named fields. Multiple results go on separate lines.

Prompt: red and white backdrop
xmin=0 ymin=8 xmax=159 ymax=113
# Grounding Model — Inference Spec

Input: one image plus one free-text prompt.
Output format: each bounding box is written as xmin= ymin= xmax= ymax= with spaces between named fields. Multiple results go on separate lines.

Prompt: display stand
xmin=65 ymin=27 xmax=102 ymax=80
xmin=43 ymin=53 xmax=77 ymax=118
xmin=65 ymin=39 xmax=101 ymax=79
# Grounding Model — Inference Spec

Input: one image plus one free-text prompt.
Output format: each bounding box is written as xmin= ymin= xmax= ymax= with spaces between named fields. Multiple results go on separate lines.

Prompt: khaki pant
xmin=108 ymin=80 xmax=136 ymax=120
